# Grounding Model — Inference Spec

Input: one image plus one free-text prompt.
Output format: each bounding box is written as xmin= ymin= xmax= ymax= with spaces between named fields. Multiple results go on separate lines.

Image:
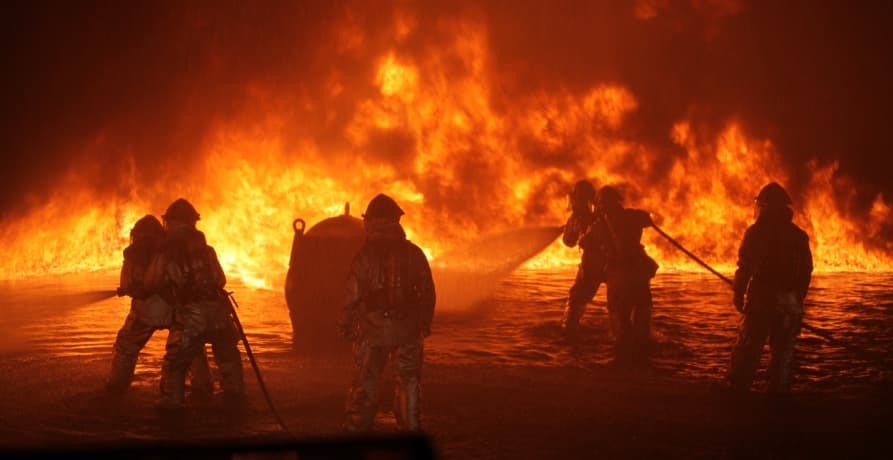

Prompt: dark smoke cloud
xmin=1 ymin=0 xmax=891 ymax=225
xmin=483 ymin=0 xmax=893 ymax=201
xmin=0 ymin=0 xmax=341 ymax=217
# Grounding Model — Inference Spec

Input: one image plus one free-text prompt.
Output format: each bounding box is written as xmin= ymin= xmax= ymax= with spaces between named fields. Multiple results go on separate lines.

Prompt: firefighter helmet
xmin=755 ymin=182 xmax=793 ymax=206
xmin=596 ymin=185 xmax=623 ymax=205
xmin=572 ymin=180 xmax=596 ymax=204
xmin=162 ymin=198 xmax=201 ymax=222
xmin=363 ymin=194 xmax=404 ymax=220
xmin=130 ymin=214 xmax=164 ymax=241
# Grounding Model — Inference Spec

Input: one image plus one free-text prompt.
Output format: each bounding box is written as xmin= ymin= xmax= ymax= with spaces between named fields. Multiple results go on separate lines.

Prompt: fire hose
xmin=225 ymin=292 xmax=293 ymax=436
xmin=650 ymin=223 xmax=845 ymax=348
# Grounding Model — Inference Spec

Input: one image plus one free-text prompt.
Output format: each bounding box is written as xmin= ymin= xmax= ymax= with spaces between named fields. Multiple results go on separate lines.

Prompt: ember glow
xmin=0 ymin=2 xmax=890 ymax=288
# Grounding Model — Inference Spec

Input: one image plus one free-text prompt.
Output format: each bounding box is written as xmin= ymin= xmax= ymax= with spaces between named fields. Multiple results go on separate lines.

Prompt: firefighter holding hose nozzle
xmin=106 ymin=214 xmax=212 ymax=395
xmin=339 ymin=194 xmax=436 ymax=432
xmin=589 ymin=186 xmax=658 ymax=361
xmin=724 ymin=182 xmax=813 ymax=398
xmin=561 ymin=180 xmax=607 ymax=337
xmin=144 ymin=198 xmax=245 ymax=410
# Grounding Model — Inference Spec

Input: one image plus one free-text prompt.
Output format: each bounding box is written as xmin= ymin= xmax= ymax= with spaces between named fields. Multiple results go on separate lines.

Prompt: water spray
xmin=63 ymin=289 xmax=120 ymax=306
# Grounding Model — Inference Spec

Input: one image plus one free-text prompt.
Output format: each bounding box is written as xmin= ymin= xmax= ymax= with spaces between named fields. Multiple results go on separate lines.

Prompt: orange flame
xmin=0 ymin=12 xmax=890 ymax=287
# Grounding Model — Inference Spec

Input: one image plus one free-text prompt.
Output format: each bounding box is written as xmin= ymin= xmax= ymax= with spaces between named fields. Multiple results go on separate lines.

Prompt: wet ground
xmin=0 ymin=269 xmax=891 ymax=458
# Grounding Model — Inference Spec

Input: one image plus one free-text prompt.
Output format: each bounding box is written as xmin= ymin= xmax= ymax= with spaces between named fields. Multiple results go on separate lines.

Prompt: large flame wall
xmin=1 ymin=1 xmax=891 ymax=287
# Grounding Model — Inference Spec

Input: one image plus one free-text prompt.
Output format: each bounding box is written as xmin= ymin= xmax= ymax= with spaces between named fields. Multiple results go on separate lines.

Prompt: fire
xmin=802 ymin=162 xmax=893 ymax=271
xmin=376 ymin=54 xmax=418 ymax=98
xmin=0 ymin=8 xmax=890 ymax=288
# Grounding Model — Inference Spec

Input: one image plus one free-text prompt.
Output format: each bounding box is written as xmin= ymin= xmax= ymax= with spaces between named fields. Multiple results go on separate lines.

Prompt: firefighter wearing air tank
xmin=561 ymin=180 xmax=607 ymax=335
xmin=726 ymin=182 xmax=813 ymax=395
xmin=339 ymin=194 xmax=436 ymax=432
xmin=144 ymin=198 xmax=245 ymax=409
xmin=590 ymin=186 xmax=658 ymax=359
xmin=106 ymin=215 xmax=212 ymax=395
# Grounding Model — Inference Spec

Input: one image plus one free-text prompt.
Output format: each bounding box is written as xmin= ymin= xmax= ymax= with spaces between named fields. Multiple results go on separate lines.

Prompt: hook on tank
xmin=285 ymin=201 xmax=365 ymax=356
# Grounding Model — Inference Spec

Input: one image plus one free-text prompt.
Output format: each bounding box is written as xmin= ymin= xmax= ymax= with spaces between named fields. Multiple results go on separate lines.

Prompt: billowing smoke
xmin=0 ymin=0 xmax=890 ymax=281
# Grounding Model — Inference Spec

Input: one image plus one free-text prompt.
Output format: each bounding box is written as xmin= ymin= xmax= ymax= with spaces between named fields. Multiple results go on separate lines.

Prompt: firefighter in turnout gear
xmin=106 ymin=215 xmax=212 ymax=394
xmin=726 ymin=182 xmax=813 ymax=395
xmin=145 ymin=199 xmax=244 ymax=409
xmin=561 ymin=180 xmax=607 ymax=336
xmin=339 ymin=194 xmax=436 ymax=432
xmin=590 ymin=186 xmax=658 ymax=360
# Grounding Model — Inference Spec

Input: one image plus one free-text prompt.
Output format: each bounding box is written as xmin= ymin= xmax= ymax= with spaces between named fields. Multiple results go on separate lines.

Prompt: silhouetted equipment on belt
xmin=651 ymin=223 xmax=843 ymax=347
xmin=226 ymin=291 xmax=291 ymax=435
xmin=286 ymin=203 xmax=365 ymax=354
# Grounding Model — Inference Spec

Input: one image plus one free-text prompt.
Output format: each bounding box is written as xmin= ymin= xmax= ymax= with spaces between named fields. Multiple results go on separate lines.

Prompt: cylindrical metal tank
xmin=285 ymin=204 xmax=365 ymax=355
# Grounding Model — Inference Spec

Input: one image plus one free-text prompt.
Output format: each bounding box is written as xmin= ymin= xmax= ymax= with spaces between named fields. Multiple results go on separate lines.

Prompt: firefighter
xmin=725 ymin=182 xmax=813 ymax=396
xmin=561 ymin=180 xmax=607 ymax=337
xmin=339 ymin=194 xmax=436 ymax=432
xmin=144 ymin=199 xmax=244 ymax=409
xmin=106 ymin=215 xmax=212 ymax=395
xmin=590 ymin=186 xmax=657 ymax=360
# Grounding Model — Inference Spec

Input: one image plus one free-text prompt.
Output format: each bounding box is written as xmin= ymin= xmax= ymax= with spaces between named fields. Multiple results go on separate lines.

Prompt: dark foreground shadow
xmin=0 ymin=434 xmax=434 ymax=460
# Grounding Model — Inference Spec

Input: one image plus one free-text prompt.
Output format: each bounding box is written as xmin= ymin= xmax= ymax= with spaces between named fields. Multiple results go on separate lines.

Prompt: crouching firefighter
xmin=561 ymin=179 xmax=607 ymax=337
xmin=725 ymin=182 xmax=813 ymax=396
xmin=145 ymin=198 xmax=245 ymax=409
xmin=339 ymin=194 xmax=436 ymax=432
xmin=106 ymin=215 xmax=212 ymax=395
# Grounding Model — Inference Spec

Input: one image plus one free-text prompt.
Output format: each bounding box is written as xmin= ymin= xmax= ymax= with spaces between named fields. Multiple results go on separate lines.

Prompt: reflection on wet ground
xmin=3 ymin=270 xmax=892 ymax=394
xmin=0 ymin=269 xmax=890 ymax=451
xmin=435 ymin=270 xmax=893 ymax=393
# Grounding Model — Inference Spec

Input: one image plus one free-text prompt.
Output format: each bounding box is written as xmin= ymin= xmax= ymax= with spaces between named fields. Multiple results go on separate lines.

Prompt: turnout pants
xmin=345 ymin=339 xmax=423 ymax=431
xmin=160 ymin=301 xmax=244 ymax=407
xmin=606 ymin=273 xmax=653 ymax=358
xmin=108 ymin=310 xmax=211 ymax=392
xmin=563 ymin=251 xmax=604 ymax=333
xmin=727 ymin=303 xmax=801 ymax=393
